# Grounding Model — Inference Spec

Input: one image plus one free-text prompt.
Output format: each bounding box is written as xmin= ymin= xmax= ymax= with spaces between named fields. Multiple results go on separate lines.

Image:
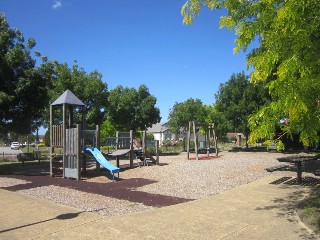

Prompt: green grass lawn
xmin=298 ymin=186 xmax=320 ymax=233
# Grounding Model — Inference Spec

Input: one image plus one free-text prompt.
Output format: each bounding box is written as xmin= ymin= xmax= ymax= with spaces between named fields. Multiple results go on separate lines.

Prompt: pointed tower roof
xmin=51 ymin=90 xmax=85 ymax=106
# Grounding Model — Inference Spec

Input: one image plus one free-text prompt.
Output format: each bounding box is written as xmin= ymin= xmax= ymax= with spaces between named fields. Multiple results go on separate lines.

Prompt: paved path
xmin=0 ymin=146 xmax=22 ymax=154
xmin=0 ymin=176 xmax=319 ymax=240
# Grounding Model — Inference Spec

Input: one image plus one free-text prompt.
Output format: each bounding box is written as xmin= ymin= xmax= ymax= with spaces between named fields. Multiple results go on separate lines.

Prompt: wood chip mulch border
xmin=0 ymin=174 xmax=193 ymax=207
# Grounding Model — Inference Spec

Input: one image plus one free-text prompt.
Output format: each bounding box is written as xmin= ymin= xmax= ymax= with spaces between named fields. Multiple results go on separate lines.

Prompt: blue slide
xmin=85 ymin=147 xmax=120 ymax=181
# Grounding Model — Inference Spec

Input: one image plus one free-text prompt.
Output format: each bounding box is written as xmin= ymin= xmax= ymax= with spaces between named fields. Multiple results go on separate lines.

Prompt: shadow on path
xmin=0 ymin=210 xmax=85 ymax=234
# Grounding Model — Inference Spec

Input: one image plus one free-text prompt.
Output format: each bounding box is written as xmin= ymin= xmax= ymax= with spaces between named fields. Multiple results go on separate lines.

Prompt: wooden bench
xmin=17 ymin=152 xmax=41 ymax=167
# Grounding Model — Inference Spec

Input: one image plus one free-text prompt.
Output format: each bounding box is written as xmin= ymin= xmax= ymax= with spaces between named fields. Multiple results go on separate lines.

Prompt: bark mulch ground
xmin=189 ymin=155 xmax=220 ymax=160
xmin=0 ymin=173 xmax=193 ymax=207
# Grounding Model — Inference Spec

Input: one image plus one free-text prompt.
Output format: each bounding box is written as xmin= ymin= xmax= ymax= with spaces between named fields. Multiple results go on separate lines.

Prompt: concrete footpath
xmin=0 ymin=176 xmax=319 ymax=240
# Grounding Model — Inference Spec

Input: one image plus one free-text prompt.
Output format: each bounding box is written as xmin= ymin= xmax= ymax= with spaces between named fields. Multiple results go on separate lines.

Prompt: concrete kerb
xmin=0 ymin=175 xmax=319 ymax=240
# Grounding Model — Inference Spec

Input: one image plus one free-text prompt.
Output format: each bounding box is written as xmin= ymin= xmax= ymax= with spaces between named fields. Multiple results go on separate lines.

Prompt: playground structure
xmin=186 ymin=121 xmax=218 ymax=160
xmin=105 ymin=130 xmax=159 ymax=167
xmin=50 ymin=90 xmax=159 ymax=181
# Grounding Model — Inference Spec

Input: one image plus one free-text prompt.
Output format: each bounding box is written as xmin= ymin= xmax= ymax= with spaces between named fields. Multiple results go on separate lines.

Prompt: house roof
xmin=51 ymin=90 xmax=85 ymax=106
xmin=147 ymin=122 xmax=170 ymax=133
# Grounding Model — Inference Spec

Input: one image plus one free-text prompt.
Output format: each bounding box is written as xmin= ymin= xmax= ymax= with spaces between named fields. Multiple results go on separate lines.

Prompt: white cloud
xmin=52 ymin=1 xmax=62 ymax=9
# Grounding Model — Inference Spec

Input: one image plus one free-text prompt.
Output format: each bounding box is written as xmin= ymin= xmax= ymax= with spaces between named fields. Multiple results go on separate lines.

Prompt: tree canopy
xmin=39 ymin=60 xmax=109 ymax=129
xmin=108 ymin=85 xmax=161 ymax=131
xmin=0 ymin=13 xmax=49 ymax=136
xmin=168 ymin=98 xmax=207 ymax=134
xmin=182 ymin=0 xmax=320 ymax=146
xmin=214 ymin=72 xmax=270 ymax=146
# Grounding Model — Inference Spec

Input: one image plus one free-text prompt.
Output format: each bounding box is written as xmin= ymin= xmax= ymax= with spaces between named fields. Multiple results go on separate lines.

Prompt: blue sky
xmin=1 ymin=0 xmax=249 ymax=128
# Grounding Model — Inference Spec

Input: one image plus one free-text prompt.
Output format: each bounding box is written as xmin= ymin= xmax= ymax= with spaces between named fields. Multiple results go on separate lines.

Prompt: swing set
xmin=186 ymin=121 xmax=218 ymax=160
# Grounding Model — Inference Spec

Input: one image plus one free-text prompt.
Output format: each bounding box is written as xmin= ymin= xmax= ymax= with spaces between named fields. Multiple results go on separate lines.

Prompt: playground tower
xmin=50 ymin=90 xmax=86 ymax=180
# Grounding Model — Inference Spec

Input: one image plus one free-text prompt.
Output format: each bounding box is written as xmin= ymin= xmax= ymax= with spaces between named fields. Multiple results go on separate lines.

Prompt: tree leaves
xmin=108 ymin=85 xmax=160 ymax=131
xmin=168 ymin=98 xmax=208 ymax=134
xmin=214 ymin=72 xmax=270 ymax=141
xmin=182 ymin=0 xmax=320 ymax=146
xmin=0 ymin=14 xmax=48 ymax=136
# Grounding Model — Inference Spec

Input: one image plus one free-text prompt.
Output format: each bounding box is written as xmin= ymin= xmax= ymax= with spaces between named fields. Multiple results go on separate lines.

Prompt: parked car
xmin=10 ymin=142 xmax=20 ymax=150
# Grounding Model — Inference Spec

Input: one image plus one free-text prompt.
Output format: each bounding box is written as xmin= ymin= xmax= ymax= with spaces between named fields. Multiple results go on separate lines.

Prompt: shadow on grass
xmin=0 ymin=160 xmax=50 ymax=176
xmin=255 ymin=185 xmax=319 ymax=239
xmin=265 ymin=176 xmax=320 ymax=237
xmin=298 ymin=185 xmax=320 ymax=234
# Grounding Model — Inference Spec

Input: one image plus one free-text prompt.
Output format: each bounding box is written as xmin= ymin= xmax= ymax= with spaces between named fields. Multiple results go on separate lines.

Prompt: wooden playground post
xmin=212 ymin=124 xmax=218 ymax=156
xmin=82 ymin=152 xmax=87 ymax=178
xmin=62 ymin=103 xmax=66 ymax=178
xmin=193 ymin=121 xmax=199 ymax=160
xmin=50 ymin=104 xmax=53 ymax=177
xmin=207 ymin=125 xmax=211 ymax=156
xmin=96 ymin=125 xmax=100 ymax=174
xmin=142 ymin=130 xmax=147 ymax=164
xmin=115 ymin=131 xmax=119 ymax=167
xmin=129 ymin=130 xmax=133 ymax=168
xmin=187 ymin=121 xmax=191 ymax=160
xmin=155 ymin=140 xmax=159 ymax=165
xmin=115 ymin=131 xmax=119 ymax=151
xmin=76 ymin=124 xmax=81 ymax=180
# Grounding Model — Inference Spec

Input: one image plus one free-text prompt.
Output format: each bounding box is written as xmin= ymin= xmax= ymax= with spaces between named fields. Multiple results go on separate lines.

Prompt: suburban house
xmin=147 ymin=122 xmax=180 ymax=146
xmin=38 ymin=135 xmax=45 ymax=143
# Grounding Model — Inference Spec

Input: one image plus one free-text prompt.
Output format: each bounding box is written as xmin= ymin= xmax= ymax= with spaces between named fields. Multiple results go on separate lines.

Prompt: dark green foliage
xmin=0 ymin=14 xmax=49 ymax=136
xmin=108 ymin=85 xmax=161 ymax=131
xmin=38 ymin=60 xmax=109 ymax=129
xmin=44 ymin=129 xmax=50 ymax=147
xmin=214 ymin=72 xmax=270 ymax=146
xmin=168 ymin=98 xmax=207 ymax=134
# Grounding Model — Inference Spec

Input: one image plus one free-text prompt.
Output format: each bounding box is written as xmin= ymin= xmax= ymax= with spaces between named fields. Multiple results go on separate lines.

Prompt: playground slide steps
xmin=133 ymin=149 xmax=156 ymax=166
xmin=145 ymin=151 xmax=157 ymax=164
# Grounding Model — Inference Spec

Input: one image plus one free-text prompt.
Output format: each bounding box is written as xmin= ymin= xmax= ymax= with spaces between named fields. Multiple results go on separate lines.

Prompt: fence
xmin=1 ymin=152 xmax=18 ymax=161
xmin=1 ymin=150 xmax=43 ymax=162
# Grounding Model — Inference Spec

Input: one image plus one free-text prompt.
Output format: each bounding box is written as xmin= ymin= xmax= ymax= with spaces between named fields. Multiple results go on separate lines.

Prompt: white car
xmin=10 ymin=142 xmax=20 ymax=150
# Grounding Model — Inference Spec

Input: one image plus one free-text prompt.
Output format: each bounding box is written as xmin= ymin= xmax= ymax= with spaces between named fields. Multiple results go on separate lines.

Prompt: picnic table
xmin=276 ymin=155 xmax=318 ymax=184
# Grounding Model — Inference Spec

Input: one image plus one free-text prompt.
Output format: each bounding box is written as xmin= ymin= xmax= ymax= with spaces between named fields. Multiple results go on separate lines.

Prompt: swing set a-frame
xmin=186 ymin=121 xmax=218 ymax=160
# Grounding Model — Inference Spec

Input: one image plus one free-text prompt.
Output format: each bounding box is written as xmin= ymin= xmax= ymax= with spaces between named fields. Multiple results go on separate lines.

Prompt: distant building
xmin=226 ymin=132 xmax=245 ymax=145
xmin=147 ymin=122 xmax=180 ymax=145
xmin=38 ymin=135 xmax=45 ymax=143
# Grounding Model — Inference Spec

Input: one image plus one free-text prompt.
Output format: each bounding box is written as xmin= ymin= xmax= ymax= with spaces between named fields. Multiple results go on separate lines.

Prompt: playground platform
xmin=0 ymin=175 xmax=319 ymax=240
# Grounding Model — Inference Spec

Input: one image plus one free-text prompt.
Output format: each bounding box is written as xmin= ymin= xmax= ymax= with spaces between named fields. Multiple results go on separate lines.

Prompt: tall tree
xmin=182 ymin=0 xmax=320 ymax=146
xmin=100 ymin=118 xmax=117 ymax=138
xmin=39 ymin=60 xmax=109 ymax=129
xmin=108 ymin=85 xmax=160 ymax=131
xmin=168 ymin=98 xmax=207 ymax=134
xmin=214 ymin=72 xmax=270 ymax=147
xmin=205 ymin=104 xmax=231 ymax=138
xmin=0 ymin=13 xmax=49 ymax=136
